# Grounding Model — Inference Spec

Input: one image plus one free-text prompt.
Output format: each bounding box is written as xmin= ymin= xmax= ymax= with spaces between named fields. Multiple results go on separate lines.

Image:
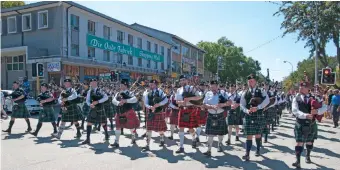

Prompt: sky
xmin=26 ymin=1 xmax=338 ymax=81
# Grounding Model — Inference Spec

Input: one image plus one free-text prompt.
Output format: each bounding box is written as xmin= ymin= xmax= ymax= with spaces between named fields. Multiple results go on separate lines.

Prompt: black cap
xmin=64 ymin=78 xmax=72 ymax=83
xmin=247 ymin=74 xmax=256 ymax=80
xmin=121 ymin=79 xmax=129 ymax=86
xmin=199 ymin=82 xmax=205 ymax=86
xmin=90 ymin=78 xmax=97 ymax=82
xmin=179 ymin=75 xmax=186 ymax=80
xmin=41 ymin=83 xmax=48 ymax=87
xmin=230 ymin=84 xmax=236 ymax=88
xmin=150 ymin=79 xmax=158 ymax=84
xmin=210 ymin=80 xmax=218 ymax=85
xmin=13 ymin=81 xmax=19 ymax=84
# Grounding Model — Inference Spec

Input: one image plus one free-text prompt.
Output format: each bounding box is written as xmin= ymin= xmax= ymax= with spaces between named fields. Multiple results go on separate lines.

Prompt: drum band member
xmin=226 ymin=84 xmax=242 ymax=145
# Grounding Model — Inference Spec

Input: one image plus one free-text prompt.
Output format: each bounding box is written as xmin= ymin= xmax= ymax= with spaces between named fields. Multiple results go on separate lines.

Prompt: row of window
xmin=4 ymin=10 xmax=48 ymax=34
xmin=6 ymin=56 xmax=25 ymax=71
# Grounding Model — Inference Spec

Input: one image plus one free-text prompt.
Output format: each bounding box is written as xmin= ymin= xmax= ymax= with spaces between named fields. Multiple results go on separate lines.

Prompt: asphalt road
xmin=1 ymin=112 xmax=339 ymax=170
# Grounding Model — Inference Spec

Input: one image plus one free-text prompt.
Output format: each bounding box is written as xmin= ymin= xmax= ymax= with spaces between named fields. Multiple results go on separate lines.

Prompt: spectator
xmin=331 ymin=89 xmax=340 ymax=128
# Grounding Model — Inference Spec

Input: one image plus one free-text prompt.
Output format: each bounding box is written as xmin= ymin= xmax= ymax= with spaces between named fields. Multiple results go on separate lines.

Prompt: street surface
xmin=1 ymin=111 xmax=339 ymax=170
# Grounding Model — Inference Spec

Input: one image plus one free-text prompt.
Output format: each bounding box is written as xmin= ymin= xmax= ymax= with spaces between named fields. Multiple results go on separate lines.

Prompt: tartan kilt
xmin=61 ymin=104 xmax=82 ymax=122
xmin=82 ymin=104 xmax=90 ymax=117
xmin=206 ymin=113 xmax=228 ymax=136
xmin=146 ymin=112 xmax=167 ymax=132
xmin=170 ymin=109 xmax=179 ymax=125
xmin=165 ymin=108 xmax=172 ymax=118
xmin=87 ymin=105 xmax=107 ymax=124
xmin=264 ymin=107 xmax=276 ymax=124
xmin=38 ymin=105 xmax=56 ymax=122
xmin=178 ymin=107 xmax=199 ymax=129
xmin=104 ymin=103 xmax=115 ymax=118
xmin=11 ymin=103 xmax=30 ymax=118
xmin=197 ymin=109 xmax=208 ymax=125
xmin=294 ymin=121 xmax=317 ymax=143
xmin=227 ymin=107 xmax=243 ymax=125
xmin=243 ymin=110 xmax=265 ymax=136
xmin=115 ymin=109 xmax=140 ymax=129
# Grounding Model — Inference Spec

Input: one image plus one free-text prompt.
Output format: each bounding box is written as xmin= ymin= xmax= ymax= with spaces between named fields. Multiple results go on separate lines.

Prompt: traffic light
xmin=37 ymin=63 xmax=44 ymax=77
xmin=110 ymin=71 xmax=115 ymax=81
xmin=321 ymin=68 xmax=335 ymax=85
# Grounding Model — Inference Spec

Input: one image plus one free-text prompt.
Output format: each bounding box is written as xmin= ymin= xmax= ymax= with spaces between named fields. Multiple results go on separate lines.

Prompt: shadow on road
xmin=2 ymin=132 xmax=26 ymax=140
xmin=256 ymin=155 xmax=293 ymax=170
xmin=31 ymin=136 xmax=54 ymax=144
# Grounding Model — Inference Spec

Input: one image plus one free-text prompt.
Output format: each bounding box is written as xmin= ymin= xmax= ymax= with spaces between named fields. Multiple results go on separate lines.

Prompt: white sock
xmin=160 ymin=134 xmax=165 ymax=142
xmin=218 ymin=135 xmax=224 ymax=145
xmin=58 ymin=122 xmax=66 ymax=136
xmin=170 ymin=125 xmax=175 ymax=136
xmin=147 ymin=131 xmax=152 ymax=145
xmin=115 ymin=130 xmax=121 ymax=143
xmin=196 ymin=127 xmax=202 ymax=137
xmin=207 ymin=136 xmax=214 ymax=151
xmin=179 ymin=132 xmax=185 ymax=148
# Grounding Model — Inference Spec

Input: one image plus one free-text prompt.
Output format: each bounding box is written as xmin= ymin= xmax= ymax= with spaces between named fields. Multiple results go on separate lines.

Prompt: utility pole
xmin=314 ymin=2 xmax=319 ymax=85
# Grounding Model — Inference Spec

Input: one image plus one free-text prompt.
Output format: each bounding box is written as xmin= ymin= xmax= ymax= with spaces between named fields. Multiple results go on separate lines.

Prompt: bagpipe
xmin=37 ymin=92 xmax=54 ymax=106
xmin=248 ymin=88 xmax=264 ymax=108
xmin=182 ymin=78 xmax=204 ymax=106
xmin=310 ymin=95 xmax=323 ymax=122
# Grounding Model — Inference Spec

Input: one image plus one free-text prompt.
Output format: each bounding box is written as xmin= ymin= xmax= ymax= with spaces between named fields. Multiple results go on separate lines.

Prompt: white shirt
xmin=58 ymin=88 xmax=78 ymax=104
xmin=144 ymin=88 xmax=168 ymax=109
xmin=175 ymin=85 xmax=201 ymax=106
xmin=291 ymin=94 xmax=326 ymax=119
xmin=203 ymin=91 xmax=224 ymax=114
xmin=168 ymin=94 xmax=178 ymax=109
xmin=240 ymin=87 xmax=270 ymax=114
xmin=86 ymin=87 xmax=108 ymax=106
xmin=112 ymin=90 xmax=138 ymax=106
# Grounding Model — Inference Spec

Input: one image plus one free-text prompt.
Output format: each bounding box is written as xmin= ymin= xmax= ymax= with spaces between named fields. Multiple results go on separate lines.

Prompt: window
xmin=191 ymin=49 xmax=197 ymax=59
xmin=117 ymin=54 xmax=123 ymax=63
xmin=154 ymin=61 xmax=158 ymax=69
xmin=161 ymin=46 xmax=164 ymax=56
xmin=167 ymin=48 xmax=171 ymax=69
xmin=22 ymin=13 xmax=31 ymax=31
xmin=128 ymin=56 xmax=133 ymax=65
xmin=161 ymin=63 xmax=164 ymax=70
xmin=104 ymin=50 xmax=110 ymax=62
xmin=88 ymin=47 xmax=95 ymax=58
xmin=7 ymin=56 xmax=24 ymax=71
xmin=147 ymin=60 xmax=151 ymax=68
xmin=71 ymin=44 xmax=79 ymax=56
xmin=88 ymin=20 xmax=95 ymax=35
xmin=154 ymin=44 xmax=158 ymax=54
xmin=128 ymin=34 xmax=133 ymax=46
xmin=7 ymin=16 xmax=16 ymax=33
xmin=182 ymin=46 xmax=189 ymax=57
xmin=137 ymin=38 xmax=142 ymax=49
xmin=38 ymin=10 xmax=48 ymax=29
xmin=198 ymin=52 xmax=203 ymax=61
xmin=117 ymin=30 xmax=124 ymax=43
xmin=138 ymin=58 xmax=142 ymax=67
xmin=71 ymin=14 xmax=79 ymax=31
xmin=103 ymin=25 xmax=110 ymax=40
xmin=147 ymin=41 xmax=151 ymax=51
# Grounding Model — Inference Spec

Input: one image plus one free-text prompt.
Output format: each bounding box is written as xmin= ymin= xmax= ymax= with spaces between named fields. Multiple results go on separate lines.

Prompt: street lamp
xmin=283 ymin=60 xmax=294 ymax=73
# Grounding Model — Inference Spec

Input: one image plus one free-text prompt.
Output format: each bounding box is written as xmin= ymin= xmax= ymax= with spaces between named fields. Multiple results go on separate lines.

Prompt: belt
xmin=208 ymin=112 xmax=224 ymax=116
xmin=180 ymin=106 xmax=196 ymax=109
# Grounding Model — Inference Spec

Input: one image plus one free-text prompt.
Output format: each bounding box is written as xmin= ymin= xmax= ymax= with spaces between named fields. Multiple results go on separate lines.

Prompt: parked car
xmin=1 ymin=90 xmax=42 ymax=114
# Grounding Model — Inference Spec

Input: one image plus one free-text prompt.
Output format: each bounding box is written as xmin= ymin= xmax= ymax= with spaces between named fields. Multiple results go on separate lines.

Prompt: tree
xmin=274 ymin=1 xmax=340 ymax=67
xmin=1 ymin=1 xmax=25 ymax=9
xmin=197 ymin=37 xmax=264 ymax=83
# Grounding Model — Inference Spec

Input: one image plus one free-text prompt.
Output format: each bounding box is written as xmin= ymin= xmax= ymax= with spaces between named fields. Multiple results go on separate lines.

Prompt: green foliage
xmin=1 ymin=1 xmax=25 ymax=9
xmin=197 ymin=37 xmax=263 ymax=84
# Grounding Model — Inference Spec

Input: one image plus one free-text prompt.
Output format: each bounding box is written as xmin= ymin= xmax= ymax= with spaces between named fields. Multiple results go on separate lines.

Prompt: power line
xmin=245 ymin=35 xmax=281 ymax=54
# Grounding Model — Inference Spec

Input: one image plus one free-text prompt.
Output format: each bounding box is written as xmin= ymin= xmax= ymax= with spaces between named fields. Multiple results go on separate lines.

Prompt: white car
xmin=1 ymin=90 xmax=43 ymax=114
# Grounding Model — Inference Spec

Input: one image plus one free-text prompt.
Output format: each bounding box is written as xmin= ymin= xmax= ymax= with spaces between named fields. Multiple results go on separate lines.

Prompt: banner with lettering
xmin=87 ymin=34 xmax=164 ymax=62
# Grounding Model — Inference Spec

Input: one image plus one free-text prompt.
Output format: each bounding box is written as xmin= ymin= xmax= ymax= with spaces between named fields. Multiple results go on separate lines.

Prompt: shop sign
xmin=119 ymin=72 xmax=130 ymax=80
xmin=99 ymin=73 xmax=111 ymax=79
xmin=87 ymin=34 xmax=164 ymax=62
xmin=47 ymin=62 xmax=61 ymax=72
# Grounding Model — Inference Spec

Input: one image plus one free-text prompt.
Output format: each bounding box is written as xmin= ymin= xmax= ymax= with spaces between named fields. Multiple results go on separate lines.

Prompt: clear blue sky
xmin=27 ymin=1 xmax=337 ymax=81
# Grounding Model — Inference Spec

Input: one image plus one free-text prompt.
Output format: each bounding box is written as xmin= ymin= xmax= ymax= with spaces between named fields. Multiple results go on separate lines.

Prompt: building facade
xmin=1 ymin=1 xmax=172 ymax=89
xmin=131 ymin=23 xmax=205 ymax=79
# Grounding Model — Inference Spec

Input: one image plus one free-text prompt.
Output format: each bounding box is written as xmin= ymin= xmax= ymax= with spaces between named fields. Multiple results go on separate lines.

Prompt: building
xmin=1 ymin=1 xmax=173 ymax=90
xmin=130 ymin=23 xmax=205 ymax=79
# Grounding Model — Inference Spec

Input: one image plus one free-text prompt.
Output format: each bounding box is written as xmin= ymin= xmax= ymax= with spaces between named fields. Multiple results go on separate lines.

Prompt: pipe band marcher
xmin=81 ymin=78 xmax=109 ymax=145
xmin=203 ymin=80 xmax=229 ymax=157
xmin=168 ymin=84 xmax=180 ymax=140
xmin=262 ymin=83 xmax=278 ymax=143
xmin=175 ymin=74 xmax=203 ymax=153
xmin=240 ymin=74 xmax=269 ymax=161
xmin=226 ymin=84 xmax=242 ymax=145
xmin=80 ymin=83 xmax=90 ymax=130
xmin=30 ymin=83 xmax=58 ymax=137
xmin=292 ymin=81 xmax=326 ymax=169
xmin=104 ymin=91 xmax=115 ymax=131
xmin=111 ymin=79 xmax=140 ymax=148
xmin=52 ymin=78 xmax=83 ymax=140
xmin=3 ymin=81 xmax=32 ymax=134
xmin=142 ymin=79 xmax=168 ymax=151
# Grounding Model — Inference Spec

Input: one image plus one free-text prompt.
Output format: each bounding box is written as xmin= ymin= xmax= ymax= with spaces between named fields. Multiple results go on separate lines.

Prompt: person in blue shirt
xmin=331 ymin=89 xmax=340 ymax=128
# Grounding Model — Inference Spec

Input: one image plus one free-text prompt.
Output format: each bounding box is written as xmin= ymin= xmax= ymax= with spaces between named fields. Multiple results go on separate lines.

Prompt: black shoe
xmin=141 ymin=133 xmax=146 ymax=138
xmin=226 ymin=139 xmax=231 ymax=145
xmin=203 ymin=151 xmax=211 ymax=157
xmin=110 ymin=142 xmax=119 ymax=148
xmin=2 ymin=129 xmax=11 ymax=134
xmin=81 ymin=139 xmax=90 ymax=145
xmin=292 ymin=161 xmax=301 ymax=168
xmin=25 ymin=127 xmax=32 ymax=133
xmin=305 ymin=156 xmax=312 ymax=164
xmin=264 ymin=139 xmax=268 ymax=143
xmin=218 ymin=144 xmax=223 ymax=152
xmin=142 ymin=146 xmax=150 ymax=151
xmin=255 ymin=150 xmax=260 ymax=157
xmin=168 ymin=136 xmax=173 ymax=140
xmin=235 ymin=136 xmax=240 ymax=141
xmin=131 ymin=139 xmax=136 ymax=144
xmin=159 ymin=141 xmax=165 ymax=147
xmin=192 ymin=140 xmax=197 ymax=148
xmin=105 ymin=135 xmax=110 ymax=141
xmin=175 ymin=147 xmax=184 ymax=154
xmin=242 ymin=154 xmax=250 ymax=161
xmin=30 ymin=131 xmax=38 ymax=137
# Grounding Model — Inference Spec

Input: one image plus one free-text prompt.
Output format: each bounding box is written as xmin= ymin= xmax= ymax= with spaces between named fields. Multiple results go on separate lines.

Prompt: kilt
xmin=38 ymin=105 xmax=56 ymax=122
xmin=165 ymin=108 xmax=171 ymax=118
xmin=178 ymin=107 xmax=199 ymax=129
xmin=146 ymin=112 xmax=167 ymax=132
xmin=206 ymin=113 xmax=228 ymax=136
xmin=227 ymin=107 xmax=242 ymax=125
xmin=61 ymin=104 xmax=82 ymax=122
xmin=115 ymin=109 xmax=140 ymax=129
xmin=87 ymin=105 xmax=107 ymax=124
xmin=264 ymin=107 xmax=276 ymax=124
xmin=294 ymin=121 xmax=317 ymax=143
xmin=170 ymin=109 xmax=179 ymax=125
xmin=243 ymin=110 xmax=265 ymax=136
xmin=82 ymin=104 xmax=90 ymax=117
xmin=11 ymin=103 xmax=30 ymax=118
xmin=197 ymin=109 xmax=208 ymax=125
xmin=104 ymin=103 xmax=115 ymax=118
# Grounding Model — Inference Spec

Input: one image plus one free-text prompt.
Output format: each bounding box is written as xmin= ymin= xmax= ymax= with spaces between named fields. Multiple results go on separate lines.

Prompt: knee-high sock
xmin=207 ymin=136 xmax=214 ymax=151
xmin=57 ymin=116 xmax=61 ymax=126
xmin=6 ymin=120 xmax=15 ymax=131
xmin=245 ymin=140 xmax=252 ymax=155
xmin=218 ymin=135 xmax=223 ymax=145
xmin=86 ymin=125 xmax=92 ymax=141
xmin=146 ymin=131 xmax=152 ymax=145
xmin=170 ymin=125 xmax=175 ymax=136
xmin=58 ymin=122 xmax=66 ymax=136
xmin=25 ymin=119 xmax=31 ymax=129
xmin=35 ymin=122 xmax=43 ymax=134
xmin=51 ymin=122 xmax=57 ymax=133
xmin=115 ymin=130 xmax=121 ymax=143
xmin=102 ymin=124 xmax=109 ymax=137
xmin=179 ymin=132 xmax=185 ymax=148
xmin=306 ymin=144 xmax=313 ymax=157
xmin=74 ymin=123 xmax=81 ymax=135
xmin=295 ymin=146 xmax=303 ymax=162
xmin=109 ymin=118 xmax=114 ymax=129
xmin=255 ymin=138 xmax=261 ymax=151
xmin=196 ymin=127 xmax=202 ymax=137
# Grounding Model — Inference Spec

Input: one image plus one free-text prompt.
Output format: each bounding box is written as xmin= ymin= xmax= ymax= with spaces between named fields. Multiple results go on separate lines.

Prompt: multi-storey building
xmin=131 ymin=23 xmax=205 ymax=79
xmin=1 ymin=1 xmax=173 ymax=89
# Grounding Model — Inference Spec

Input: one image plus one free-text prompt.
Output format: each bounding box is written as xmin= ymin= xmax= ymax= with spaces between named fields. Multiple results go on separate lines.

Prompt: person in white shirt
xmin=226 ymin=84 xmax=242 ymax=145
